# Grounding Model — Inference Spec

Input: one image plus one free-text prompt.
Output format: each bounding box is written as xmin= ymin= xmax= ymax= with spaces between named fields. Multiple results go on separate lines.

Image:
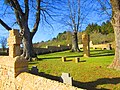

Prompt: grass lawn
xmin=29 ymin=49 xmax=120 ymax=90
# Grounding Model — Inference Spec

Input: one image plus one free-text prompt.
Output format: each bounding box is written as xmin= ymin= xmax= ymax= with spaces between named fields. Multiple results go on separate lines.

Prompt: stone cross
xmin=7 ymin=29 xmax=21 ymax=58
xmin=82 ymin=34 xmax=90 ymax=57
xmin=60 ymin=73 xmax=73 ymax=85
xmin=31 ymin=66 xmax=39 ymax=75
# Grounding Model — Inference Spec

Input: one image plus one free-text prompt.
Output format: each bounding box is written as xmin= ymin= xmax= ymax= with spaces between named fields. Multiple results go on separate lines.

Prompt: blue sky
xmin=0 ymin=0 xmax=112 ymax=43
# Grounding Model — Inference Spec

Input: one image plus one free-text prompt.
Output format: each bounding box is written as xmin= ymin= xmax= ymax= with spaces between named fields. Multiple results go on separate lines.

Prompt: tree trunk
xmin=71 ymin=31 xmax=80 ymax=52
xmin=21 ymin=27 xmax=36 ymax=61
xmin=108 ymin=0 xmax=120 ymax=69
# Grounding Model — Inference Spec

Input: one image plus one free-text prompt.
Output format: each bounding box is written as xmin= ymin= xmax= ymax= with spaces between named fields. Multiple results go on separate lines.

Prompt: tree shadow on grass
xmin=29 ymin=61 xmax=38 ymax=65
xmin=90 ymin=50 xmax=115 ymax=57
xmin=37 ymin=55 xmax=83 ymax=61
xmin=37 ymin=49 xmax=115 ymax=61
xmin=73 ymin=77 xmax=120 ymax=90
xmin=66 ymin=55 xmax=83 ymax=58
xmin=38 ymin=56 xmax=61 ymax=60
xmin=90 ymin=53 xmax=114 ymax=57
xmin=29 ymin=68 xmax=120 ymax=90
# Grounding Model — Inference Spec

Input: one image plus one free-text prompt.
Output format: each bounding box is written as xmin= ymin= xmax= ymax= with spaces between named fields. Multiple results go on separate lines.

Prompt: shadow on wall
xmin=29 ymin=67 xmax=120 ymax=90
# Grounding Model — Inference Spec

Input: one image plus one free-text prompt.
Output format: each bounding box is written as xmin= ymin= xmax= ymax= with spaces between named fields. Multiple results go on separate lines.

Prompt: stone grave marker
xmin=31 ymin=66 xmax=39 ymax=75
xmin=82 ymin=34 xmax=90 ymax=57
xmin=74 ymin=57 xmax=80 ymax=63
xmin=62 ymin=57 xmax=66 ymax=62
xmin=107 ymin=44 xmax=112 ymax=50
xmin=60 ymin=73 xmax=73 ymax=85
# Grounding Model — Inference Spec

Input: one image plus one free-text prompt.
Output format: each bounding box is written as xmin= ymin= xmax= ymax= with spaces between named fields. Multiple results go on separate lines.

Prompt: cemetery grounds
xmin=29 ymin=49 xmax=120 ymax=90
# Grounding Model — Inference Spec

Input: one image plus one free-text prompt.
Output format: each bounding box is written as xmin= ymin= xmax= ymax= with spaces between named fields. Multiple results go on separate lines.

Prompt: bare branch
xmin=0 ymin=19 xmax=11 ymax=30
xmin=77 ymin=0 xmax=80 ymax=32
xmin=12 ymin=0 xmax=24 ymax=16
xmin=31 ymin=0 xmax=41 ymax=38
xmin=97 ymin=0 xmax=111 ymax=17
xmin=42 ymin=10 xmax=54 ymax=30
xmin=24 ymin=0 xmax=29 ymax=22
xmin=42 ymin=10 xmax=54 ymax=20
xmin=14 ymin=9 xmax=23 ymax=30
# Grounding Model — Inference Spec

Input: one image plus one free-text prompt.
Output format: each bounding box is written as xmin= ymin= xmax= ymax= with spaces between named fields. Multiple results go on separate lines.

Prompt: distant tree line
xmin=34 ymin=20 xmax=115 ymax=47
xmin=85 ymin=20 xmax=114 ymax=35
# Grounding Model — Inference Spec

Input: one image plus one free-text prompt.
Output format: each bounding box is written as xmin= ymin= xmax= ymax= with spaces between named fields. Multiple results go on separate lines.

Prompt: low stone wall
xmin=0 ymin=56 xmax=83 ymax=90
xmin=15 ymin=72 xmax=82 ymax=90
xmin=34 ymin=44 xmax=71 ymax=55
xmin=92 ymin=44 xmax=112 ymax=50
xmin=0 ymin=56 xmax=28 ymax=90
xmin=79 ymin=43 xmax=112 ymax=50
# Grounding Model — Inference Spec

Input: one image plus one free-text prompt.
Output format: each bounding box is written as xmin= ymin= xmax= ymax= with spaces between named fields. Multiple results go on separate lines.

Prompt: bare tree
xmin=67 ymin=0 xmax=81 ymax=52
xmin=0 ymin=0 xmax=59 ymax=60
xmin=0 ymin=37 xmax=7 ymax=52
xmin=60 ymin=0 xmax=95 ymax=52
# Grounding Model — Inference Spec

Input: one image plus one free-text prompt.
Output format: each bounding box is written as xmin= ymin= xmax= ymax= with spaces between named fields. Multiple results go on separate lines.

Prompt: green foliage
xmin=83 ymin=20 xmax=114 ymax=44
xmin=85 ymin=23 xmax=101 ymax=34
xmin=90 ymin=33 xmax=114 ymax=44
xmin=34 ymin=21 xmax=114 ymax=47
xmin=35 ymin=31 xmax=72 ymax=47
xmin=101 ymin=21 xmax=114 ymax=34
xmin=29 ymin=49 xmax=120 ymax=89
xmin=85 ymin=21 xmax=114 ymax=35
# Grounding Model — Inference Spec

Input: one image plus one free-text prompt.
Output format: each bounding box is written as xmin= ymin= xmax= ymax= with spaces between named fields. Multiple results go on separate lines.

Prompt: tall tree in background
xmin=61 ymin=0 xmax=95 ymax=52
xmin=67 ymin=0 xmax=81 ymax=52
xmin=109 ymin=0 xmax=120 ymax=69
xmin=0 ymin=0 xmax=58 ymax=60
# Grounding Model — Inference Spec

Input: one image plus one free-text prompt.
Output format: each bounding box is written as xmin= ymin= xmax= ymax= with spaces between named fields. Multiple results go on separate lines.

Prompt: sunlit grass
xmin=29 ymin=49 xmax=120 ymax=90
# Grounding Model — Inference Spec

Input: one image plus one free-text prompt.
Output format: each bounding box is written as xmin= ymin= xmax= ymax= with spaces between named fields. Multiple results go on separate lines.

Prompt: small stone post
xmin=62 ymin=57 xmax=66 ymax=62
xmin=73 ymin=57 xmax=80 ymax=63
xmin=82 ymin=34 xmax=90 ymax=57
xmin=7 ymin=29 xmax=21 ymax=58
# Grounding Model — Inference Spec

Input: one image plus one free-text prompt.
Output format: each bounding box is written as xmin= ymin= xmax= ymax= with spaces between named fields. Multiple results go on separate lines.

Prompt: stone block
xmin=8 ymin=29 xmax=22 ymax=58
xmin=62 ymin=57 xmax=66 ymax=62
xmin=107 ymin=44 xmax=112 ymax=50
xmin=14 ymin=56 xmax=28 ymax=76
xmin=9 ymin=29 xmax=19 ymax=36
xmin=73 ymin=57 xmax=80 ymax=63
xmin=8 ymin=36 xmax=21 ymax=45
xmin=9 ymin=45 xmax=21 ymax=58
